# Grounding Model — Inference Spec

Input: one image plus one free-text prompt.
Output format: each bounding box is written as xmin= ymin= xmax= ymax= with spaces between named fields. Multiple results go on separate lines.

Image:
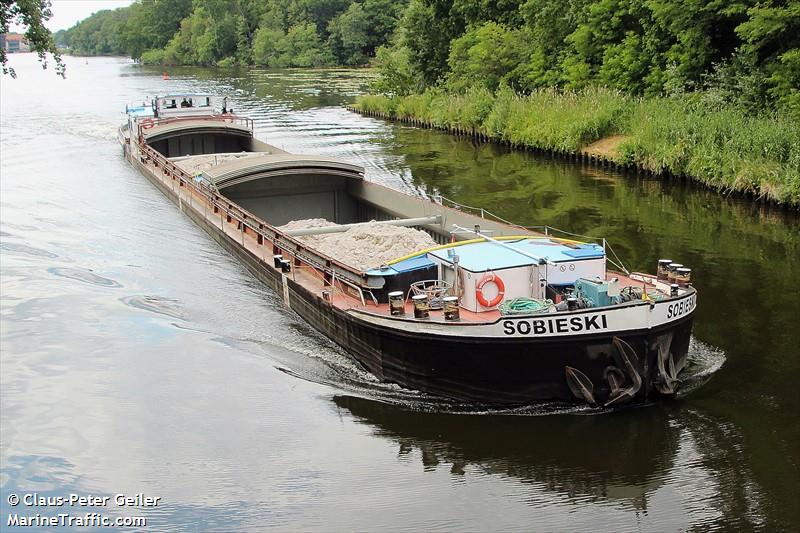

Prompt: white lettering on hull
xmin=502 ymin=314 xmax=608 ymax=336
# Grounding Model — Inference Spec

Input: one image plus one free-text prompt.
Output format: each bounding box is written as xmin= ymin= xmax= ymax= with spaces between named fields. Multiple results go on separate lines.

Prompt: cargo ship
xmin=119 ymin=94 xmax=697 ymax=407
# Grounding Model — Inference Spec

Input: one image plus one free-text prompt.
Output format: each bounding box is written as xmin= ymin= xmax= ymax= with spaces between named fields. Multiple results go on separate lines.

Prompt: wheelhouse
xmin=154 ymin=94 xmax=225 ymax=118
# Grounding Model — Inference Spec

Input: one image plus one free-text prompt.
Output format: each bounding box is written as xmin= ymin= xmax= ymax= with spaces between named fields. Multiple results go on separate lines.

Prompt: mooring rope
xmin=499 ymin=297 xmax=554 ymax=315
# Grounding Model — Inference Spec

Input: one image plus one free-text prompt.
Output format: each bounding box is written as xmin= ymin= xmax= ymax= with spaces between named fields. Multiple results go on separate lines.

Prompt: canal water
xmin=2 ymin=56 xmax=798 ymax=531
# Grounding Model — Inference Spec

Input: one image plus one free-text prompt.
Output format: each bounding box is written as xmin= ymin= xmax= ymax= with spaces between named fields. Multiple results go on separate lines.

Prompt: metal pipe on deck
xmin=450 ymin=224 xmax=557 ymax=266
xmin=284 ymin=215 xmax=442 ymax=237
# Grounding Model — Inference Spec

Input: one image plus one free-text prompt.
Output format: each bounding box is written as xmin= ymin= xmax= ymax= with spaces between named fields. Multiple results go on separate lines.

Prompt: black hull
xmin=131 ymin=155 xmax=695 ymax=406
xmin=298 ymin=294 xmax=694 ymax=405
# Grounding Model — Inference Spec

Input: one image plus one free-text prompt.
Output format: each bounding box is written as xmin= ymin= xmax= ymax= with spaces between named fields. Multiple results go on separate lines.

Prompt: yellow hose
xmin=386 ymin=235 xmax=588 ymax=265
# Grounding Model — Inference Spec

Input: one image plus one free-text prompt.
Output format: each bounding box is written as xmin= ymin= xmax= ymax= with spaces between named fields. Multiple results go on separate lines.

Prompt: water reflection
xmin=334 ymin=395 xmax=778 ymax=529
xmin=336 ymin=396 xmax=678 ymax=507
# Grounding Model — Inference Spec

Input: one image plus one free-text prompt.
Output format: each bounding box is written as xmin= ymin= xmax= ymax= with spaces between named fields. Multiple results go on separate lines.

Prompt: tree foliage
xmin=1 ymin=0 xmax=65 ymax=77
xmin=55 ymin=0 xmax=800 ymax=115
xmin=327 ymin=2 xmax=368 ymax=65
xmin=61 ymin=0 xmax=407 ymax=68
xmin=447 ymin=22 xmax=525 ymax=91
xmin=375 ymin=0 xmax=800 ymax=117
xmin=370 ymin=43 xmax=420 ymax=96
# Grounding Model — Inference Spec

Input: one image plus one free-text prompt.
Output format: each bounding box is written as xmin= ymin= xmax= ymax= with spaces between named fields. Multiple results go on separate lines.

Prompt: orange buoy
xmin=476 ymin=273 xmax=505 ymax=308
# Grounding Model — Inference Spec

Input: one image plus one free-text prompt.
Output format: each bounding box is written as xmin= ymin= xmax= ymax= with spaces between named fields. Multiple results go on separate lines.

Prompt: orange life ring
xmin=141 ymin=118 xmax=155 ymax=129
xmin=476 ymin=273 xmax=505 ymax=308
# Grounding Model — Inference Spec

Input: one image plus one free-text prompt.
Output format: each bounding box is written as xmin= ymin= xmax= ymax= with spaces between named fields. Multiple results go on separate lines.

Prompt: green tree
xmin=400 ymin=0 xmax=464 ymax=86
xmin=736 ymin=1 xmax=800 ymax=116
xmin=64 ymin=0 xmax=191 ymax=60
xmin=284 ymin=21 xmax=332 ymax=66
xmin=56 ymin=0 xmax=406 ymax=69
xmin=259 ymin=0 xmax=291 ymax=31
xmin=132 ymin=0 xmax=191 ymax=59
xmin=447 ymin=22 xmax=525 ymax=91
xmin=327 ymin=2 xmax=368 ymax=65
xmin=371 ymin=42 xmax=421 ymax=95
xmin=154 ymin=1 xmax=239 ymax=65
xmin=1 ymin=0 xmax=65 ymax=77
xmin=65 ymin=8 xmax=130 ymax=56
xmin=514 ymin=0 xmax=589 ymax=89
xmin=252 ymin=26 xmax=285 ymax=66
xmin=361 ymin=0 xmax=407 ymax=56
xmin=252 ymin=21 xmax=332 ymax=67
xmin=296 ymin=0 xmax=350 ymax=37
xmin=234 ymin=13 xmax=252 ymax=64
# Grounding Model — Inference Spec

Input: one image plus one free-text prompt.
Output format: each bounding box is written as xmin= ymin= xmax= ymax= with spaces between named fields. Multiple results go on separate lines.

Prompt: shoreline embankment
xmin=348 ymin=88 xmax=799 ymax=208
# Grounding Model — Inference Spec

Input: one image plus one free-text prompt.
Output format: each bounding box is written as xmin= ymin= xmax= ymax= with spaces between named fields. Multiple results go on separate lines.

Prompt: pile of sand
xmin=279 ymin=219 xmax=437 ymax=271
xmin=279 ymin=218 xmax=338 ymax=232
xmin=171 ymin=152 xmax=263 ymax=176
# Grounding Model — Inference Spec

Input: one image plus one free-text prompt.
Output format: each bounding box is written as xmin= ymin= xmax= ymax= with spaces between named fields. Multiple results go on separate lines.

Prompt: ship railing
xmin=137 ymin=141 xmax=372 ymax=293
xmin=117 ymin=124 xmax=129 ymax=146
xmin=138 ymin=114 xmax=254 ymax=135
xmin=432 ymin=194 xmax=528 ymax=231
xmin=433 ymin=194 xmax=631 ymax=275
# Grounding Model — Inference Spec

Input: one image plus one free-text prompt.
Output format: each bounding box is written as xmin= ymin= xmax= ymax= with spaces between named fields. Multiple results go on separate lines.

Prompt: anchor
xmin=604 ymin=366 xmax=626 ymax=399
xmin=604 ymin=337 xmax=643 ymax=407
xmin=565 ymin=366 xmax=596 ymax=405
xmin=654 ymin=332 xmax=679 ymax=395
xmin=565 ymin=337 xmax=643 ymax=407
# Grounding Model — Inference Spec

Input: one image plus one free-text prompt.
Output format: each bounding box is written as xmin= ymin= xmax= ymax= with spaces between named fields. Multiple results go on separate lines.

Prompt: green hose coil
xmin=499 ymin=297 xmax=554 ymax=316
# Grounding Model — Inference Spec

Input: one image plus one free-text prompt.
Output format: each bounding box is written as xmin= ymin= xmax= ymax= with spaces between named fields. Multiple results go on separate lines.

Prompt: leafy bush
xmin=139 ymin=49 xmax=165 ymax=65
xmin=371 ymin=45 xmax=421 ymax=96
xmin=216 ymin=56 xmax=236 ymax=67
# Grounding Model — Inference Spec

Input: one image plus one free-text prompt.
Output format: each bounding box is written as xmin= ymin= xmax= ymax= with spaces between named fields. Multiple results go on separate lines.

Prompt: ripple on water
xmin=0 ymin=222 xmax=39 ymax=232
xmin=0 ymin=242 xmax=59 ymax=259
xmin=120 ymin=295 xmax=185 ymax=320
xmin=47 ymin=267 xmax=122 ymax=288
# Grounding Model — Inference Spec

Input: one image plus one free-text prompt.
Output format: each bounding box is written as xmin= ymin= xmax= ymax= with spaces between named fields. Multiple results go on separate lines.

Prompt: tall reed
xmin=354 ymin=88 xmax=800 ymax=205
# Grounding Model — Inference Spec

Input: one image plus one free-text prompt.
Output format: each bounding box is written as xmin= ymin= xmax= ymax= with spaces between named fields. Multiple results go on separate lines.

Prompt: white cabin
xmin=154 ymin=94 xmax=227 ymax=118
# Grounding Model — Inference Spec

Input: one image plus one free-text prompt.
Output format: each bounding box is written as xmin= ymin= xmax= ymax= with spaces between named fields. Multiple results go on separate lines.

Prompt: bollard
xmin=412 ymin=294 xmax=429 ymax=319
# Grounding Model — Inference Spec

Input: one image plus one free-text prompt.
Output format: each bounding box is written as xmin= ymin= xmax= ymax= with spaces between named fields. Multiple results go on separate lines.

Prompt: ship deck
xmin=204 ymin=200 xmax=666 ymax=323
xmin=339 ymin=272 xmax=664 ymax=323
xmin=131 ymin=123 xmax=670 ymax=326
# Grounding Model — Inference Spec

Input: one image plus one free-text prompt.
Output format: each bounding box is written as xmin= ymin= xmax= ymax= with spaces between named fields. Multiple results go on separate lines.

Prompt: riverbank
xmin=352 ymin=88 xmax=800 ymax=207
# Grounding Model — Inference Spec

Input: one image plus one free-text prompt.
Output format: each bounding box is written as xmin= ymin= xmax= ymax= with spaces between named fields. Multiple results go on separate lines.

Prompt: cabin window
xmin=200 ymin=97 xmax=211 ymax=107
xmin=166 ymin=99 xmax=177 ymax=109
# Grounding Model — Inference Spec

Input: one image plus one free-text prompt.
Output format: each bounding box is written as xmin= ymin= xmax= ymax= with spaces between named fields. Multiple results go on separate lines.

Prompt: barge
xmin=119 ymin=94 xmax=697 ymax=407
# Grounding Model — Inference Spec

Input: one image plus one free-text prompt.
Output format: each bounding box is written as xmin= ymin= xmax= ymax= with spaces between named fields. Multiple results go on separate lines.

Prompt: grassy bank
xmin=355 ymin=88 xmax=800 ymax=206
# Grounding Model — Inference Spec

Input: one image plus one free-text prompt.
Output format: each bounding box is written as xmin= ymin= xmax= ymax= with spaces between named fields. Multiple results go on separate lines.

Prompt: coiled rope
xmin=499 ymin=297 xmax=554 ymax=316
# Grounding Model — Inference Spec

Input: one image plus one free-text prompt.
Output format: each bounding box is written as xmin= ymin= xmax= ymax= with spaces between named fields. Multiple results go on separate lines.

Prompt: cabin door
xmin=441 ymin=263 xmax=462 ymax=299
xmin=531 ymin=265 xmax=546 ymax=299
